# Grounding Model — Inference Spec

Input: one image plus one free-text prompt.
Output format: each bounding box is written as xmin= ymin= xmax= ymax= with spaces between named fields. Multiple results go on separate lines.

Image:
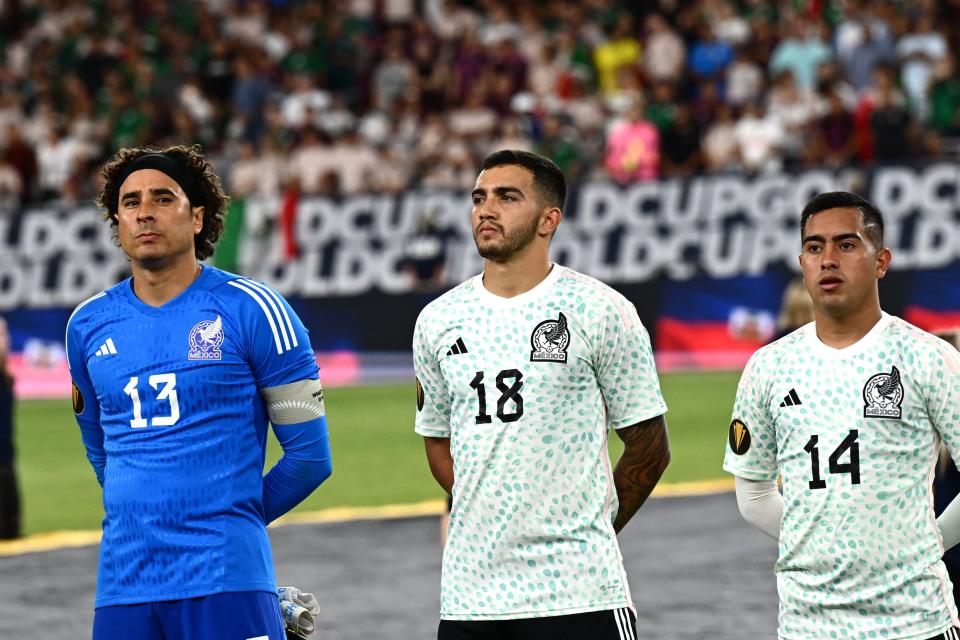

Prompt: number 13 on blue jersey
xmin=123 ymin=373 xmax=180 ymax=428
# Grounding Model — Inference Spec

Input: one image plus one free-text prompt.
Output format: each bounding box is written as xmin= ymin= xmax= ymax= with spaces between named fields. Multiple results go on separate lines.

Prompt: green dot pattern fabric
xmin=413 ymin=265 xmax=667 ymax=620
xmin=723 ymin=313 xmax=960 ymax=640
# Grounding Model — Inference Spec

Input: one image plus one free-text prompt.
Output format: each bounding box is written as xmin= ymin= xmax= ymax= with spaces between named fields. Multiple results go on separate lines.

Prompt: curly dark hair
xmin=97 ymin=144 xmax=230 ymax=260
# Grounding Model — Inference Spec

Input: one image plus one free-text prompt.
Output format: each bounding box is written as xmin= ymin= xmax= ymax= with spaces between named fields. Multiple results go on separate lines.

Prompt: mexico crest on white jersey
xmin=530 ymin=312 xmax=570 ymax=363
xmin=188 ymin=315 xmax=224 ymax=360
xmin=862 ymin=365 xmax=903 ymax=419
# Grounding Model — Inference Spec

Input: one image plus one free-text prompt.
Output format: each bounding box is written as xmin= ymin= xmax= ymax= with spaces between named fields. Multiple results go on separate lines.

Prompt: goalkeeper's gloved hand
xmin=278 ymin=586 xmax=320 ymax=639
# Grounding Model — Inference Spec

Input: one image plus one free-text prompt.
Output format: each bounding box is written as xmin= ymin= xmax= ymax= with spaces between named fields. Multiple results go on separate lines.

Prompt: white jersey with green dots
xmin=723 ymin=313 xmax=960 ymax=640
xmin=413 ymin=264 xmax=667 ymax=621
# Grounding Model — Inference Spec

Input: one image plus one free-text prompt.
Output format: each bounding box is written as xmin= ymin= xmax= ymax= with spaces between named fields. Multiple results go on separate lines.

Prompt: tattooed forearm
xmin=612 ymin=414 xmax=670 ymax=533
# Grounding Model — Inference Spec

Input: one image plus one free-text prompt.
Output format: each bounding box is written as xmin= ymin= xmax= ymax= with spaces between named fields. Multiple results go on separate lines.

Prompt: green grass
xmin=14 ymin=371 xmax=740 ymax=535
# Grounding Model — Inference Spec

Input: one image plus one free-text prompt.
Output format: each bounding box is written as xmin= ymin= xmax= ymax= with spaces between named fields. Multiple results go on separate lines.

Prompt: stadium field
xmin=15 ymin=370 xmax=739 ymax=535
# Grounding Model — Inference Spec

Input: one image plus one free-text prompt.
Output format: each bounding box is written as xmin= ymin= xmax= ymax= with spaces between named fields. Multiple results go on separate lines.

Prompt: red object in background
xmin=279 ymin=187 xmax=300 ymax=259
xmin=903 ymin=307 xmax=960 ymax=334
xmin=655 ymin=318 xmax=765 ymax=371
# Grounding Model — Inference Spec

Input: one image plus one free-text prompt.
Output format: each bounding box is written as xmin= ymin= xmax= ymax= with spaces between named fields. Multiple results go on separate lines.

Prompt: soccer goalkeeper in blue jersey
xmin=66 ymin=144 xmax=332 ymax=640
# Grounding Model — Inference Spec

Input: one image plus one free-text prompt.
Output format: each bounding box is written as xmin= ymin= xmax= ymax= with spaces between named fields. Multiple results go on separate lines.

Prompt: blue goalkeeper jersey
xmin=66 ymin=266 xmax=320 ymax=607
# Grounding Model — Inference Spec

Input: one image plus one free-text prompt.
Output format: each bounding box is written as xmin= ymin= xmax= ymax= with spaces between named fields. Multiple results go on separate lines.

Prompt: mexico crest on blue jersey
xmin=530 ymin=312 xmax=570 ymax=363
xmin=863 ymin=364 xmax=904 ymax=419
xmin=188 ymin=315 xmax=224 ymax=360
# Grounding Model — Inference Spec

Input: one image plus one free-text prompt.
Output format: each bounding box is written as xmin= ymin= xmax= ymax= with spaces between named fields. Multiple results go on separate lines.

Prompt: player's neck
xmin=814 ymin=302 xmax=883 ymax=349
xmin=131 ymin=257 xmax=202 ymax=308
xmin=481 ymin=251 xmax=552 ymax=299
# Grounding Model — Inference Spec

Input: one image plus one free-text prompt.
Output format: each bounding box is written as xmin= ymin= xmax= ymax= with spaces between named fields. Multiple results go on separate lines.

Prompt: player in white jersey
xmin=724 ymin=191 xmax=960 ymax=640
xmin=413 ymin=150 xmax=670 ymax=640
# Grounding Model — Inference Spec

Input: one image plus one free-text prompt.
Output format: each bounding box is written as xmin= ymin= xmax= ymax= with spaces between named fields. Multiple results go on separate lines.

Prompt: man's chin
xmin=475 ymin=240 xmax=512 ymax=262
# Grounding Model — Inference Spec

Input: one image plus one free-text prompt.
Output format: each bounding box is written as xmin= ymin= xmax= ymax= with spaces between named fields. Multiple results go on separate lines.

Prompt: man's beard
xmin=474 ymin=216 xmax=540 ymax=262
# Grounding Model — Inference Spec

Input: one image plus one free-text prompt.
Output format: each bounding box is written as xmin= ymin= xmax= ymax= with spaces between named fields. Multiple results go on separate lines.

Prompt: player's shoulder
xmin=886 ymin=314 xmax=960 ymax=364
xmin=203 ymin=267 xmax=289 ymax=308
xmin=745 ymin=322 xmax=811 ymax=372
xmin=66 ymin=281 xmax=128 ymax=331
xmin=553 ymin=265 xmax=639 ymax=323
xmin=415 ymin=276 xmax=479 ymax=323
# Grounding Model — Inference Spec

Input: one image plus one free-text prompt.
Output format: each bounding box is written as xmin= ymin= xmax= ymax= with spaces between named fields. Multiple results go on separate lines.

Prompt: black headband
xmin=115 ymin=153 xmax=205 ymax=209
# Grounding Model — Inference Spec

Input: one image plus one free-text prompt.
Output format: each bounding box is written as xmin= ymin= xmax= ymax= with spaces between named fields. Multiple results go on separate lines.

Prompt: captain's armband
xmin=261 ymin=379 xmax=326 ymax=425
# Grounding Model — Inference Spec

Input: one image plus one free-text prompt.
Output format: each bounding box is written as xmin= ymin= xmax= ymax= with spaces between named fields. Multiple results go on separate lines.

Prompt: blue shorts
xmin=93 ymin=591 xmax=286 ymax=640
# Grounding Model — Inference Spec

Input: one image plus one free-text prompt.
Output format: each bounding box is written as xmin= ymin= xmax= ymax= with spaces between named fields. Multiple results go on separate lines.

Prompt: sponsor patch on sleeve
xmin=72 ymin=381 xmax=85 ymax=415
xmin=729 ymin=419 xmax=751 ymax=455
xmin=416 ymin=378 xmax=424 ymax=411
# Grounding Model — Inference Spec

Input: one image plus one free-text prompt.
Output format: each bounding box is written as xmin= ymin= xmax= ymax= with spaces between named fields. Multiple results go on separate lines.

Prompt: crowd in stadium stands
xmin=0 ymin=0 xmax=958 ymax=208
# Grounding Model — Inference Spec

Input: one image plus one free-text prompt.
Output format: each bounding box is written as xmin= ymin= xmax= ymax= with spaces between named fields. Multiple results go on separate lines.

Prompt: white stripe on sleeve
xmin=240 ymin=279 xmax=292 ymax=351
xmin=243 ymin=278 xmax=298 ymax=348
xmin=228 ymin=281 xmax=283 ymax=354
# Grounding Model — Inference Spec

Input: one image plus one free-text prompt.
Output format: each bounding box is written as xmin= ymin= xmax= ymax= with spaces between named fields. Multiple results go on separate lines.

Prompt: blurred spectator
xmin=0 ymin=160 xmax=22 ymax=210
xmin=643 ymin=14 xmax=685 ymax=84
xmin=814 ymin=89 xmax=856 ymax=168
xmin=711 ymin=0 xmax=751 ymax=47
xmin=896 ymin=15 xmax=948 ymax=119
xmin=734 ymin=100 xmax=783 ymax=173
xmin=726 ymin=48 xmax=765 ymax=107
xmin=869 ymin=68 xmax=914 ymax=164
xmin=447 ymin=85 xmax=497 ymax=139
xmin=688 ymin=22 xmax=735 ymax=82
xmin=842 ymin=14 xmax=895 ymax=92
xmin=3 ymin=124 xmax=37 ymax=201
xmin=35 ymin=124 xmax=83 ymax=201
xmin=0 ymin=316 xmax=18 ymax=540
xmin=929 ymin=58 xmax=960 ymax=136
xmin=488 ymin=117 xmax=532 ymax=155
xmin=288 ymin=127 xmax=333 ymax=195
xmin=281 ymin=74 xmax=332 ymax=130
xmin=702 ymin=104 xmax=740 ymax=172
xmin=769 ymin=19 xmax=832 ymax=92
xmin=330 ymin=129 xmax=379 ymax=195
xmin=372 ymin=43 xmax=416 ymax=111
xmin=766 ymin=71 xmax=819 ymax=166
xmin=604 ymin=98 xmax=660 ymax=184
xmin=774 ymin=278 xmax=815 ymax=341
xmin=661 ymin=104 xmax=702 ymax=177
xmin=536 ymin=114 xmax=585 ymax=180
xmin=403 ymin=211 xmax=448 ymax=292
xmin=593 ymin=17 xmax=641 ymax=96
xmin=645 ymin=82 xmax=679 ymax=133
xmin=230 ymin=139 xmax=286 ymax=199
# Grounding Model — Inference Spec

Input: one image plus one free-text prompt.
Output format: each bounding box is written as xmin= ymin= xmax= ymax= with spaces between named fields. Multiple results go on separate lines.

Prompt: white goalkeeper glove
xmin=277 ymin=586 xmax=320 ymax=639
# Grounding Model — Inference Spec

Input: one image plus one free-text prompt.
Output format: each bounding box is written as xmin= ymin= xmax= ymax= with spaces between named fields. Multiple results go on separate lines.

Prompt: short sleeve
xmin=413 ymin=313 xmax=451 ymax=438
xmin=723 ymin=352 xmax=778 ymax=481
xmin=594 ymin=295 xmax=667 ymax=429
xmin=228 ymin=279 xmax=319 ymax=389
xmin=927 ymin=341 xmax=960 ymax=460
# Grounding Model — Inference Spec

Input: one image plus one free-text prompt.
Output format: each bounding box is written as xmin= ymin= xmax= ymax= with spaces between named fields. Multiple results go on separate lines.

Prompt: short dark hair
xmin=480 ymin=149 xmax=567 ymax=210
xmin=98 ymin=144 xmax=230 ymax=260
xmin=800 ymin=191 xmax=884 ymax=249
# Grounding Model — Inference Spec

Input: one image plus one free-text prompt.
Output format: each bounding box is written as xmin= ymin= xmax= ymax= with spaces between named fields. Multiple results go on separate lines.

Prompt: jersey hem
xmin=94 ymin=582 xmax=276 ymax=608
xmin=609 ymin=405 xmax=667 ymax=430
xmin=440 ymin=599 xmax=632 ymax=621
xmin=415 ymin=425 xmax=450 ymax=438
xmin=779 ymin=622 xmax=951 ymax=640
xmin=722 ymin=464 xmax=777 ymax=481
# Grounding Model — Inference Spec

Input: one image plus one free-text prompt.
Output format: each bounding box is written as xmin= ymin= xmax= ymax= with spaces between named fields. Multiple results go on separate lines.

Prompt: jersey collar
xmin=122 ymin=264 xmax=212 ymax=314
xmin=472 ymin=263 xmax=562 ymax=308
xmin=803 ymin=311 xmax=893 ymax=359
